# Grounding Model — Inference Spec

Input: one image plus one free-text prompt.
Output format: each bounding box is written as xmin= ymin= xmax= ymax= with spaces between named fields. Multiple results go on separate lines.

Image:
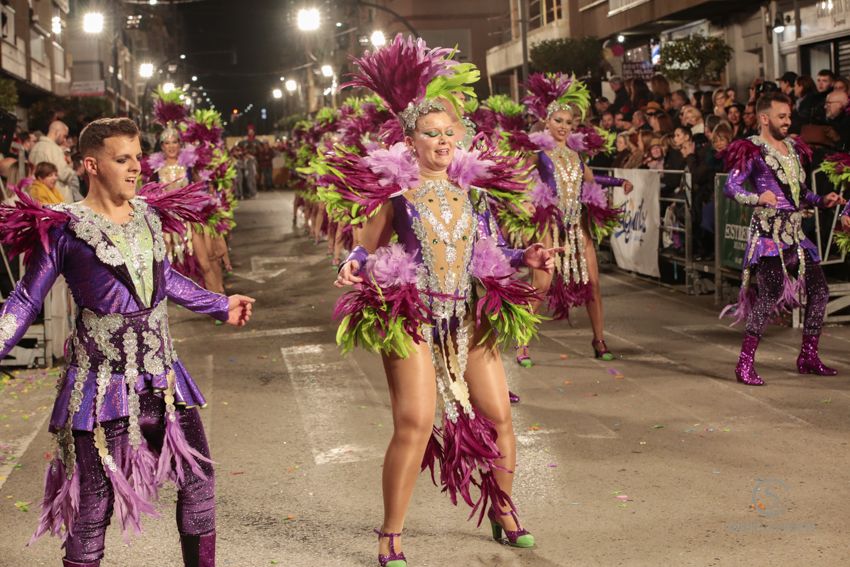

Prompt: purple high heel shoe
xmin=735 ymin=333 xmax=764 ymax=386
xmin=797 ymin=334 xmax=837 ymax=376
xmin=508 ymin=391 xmax=521 ymax=404
xmin=488 ymin=507 xmax=535 ymax=548
xmin=375 ymin=529 xmax=407 ymax=566
xmin=63 ymin=561 xmax=99 ymax=567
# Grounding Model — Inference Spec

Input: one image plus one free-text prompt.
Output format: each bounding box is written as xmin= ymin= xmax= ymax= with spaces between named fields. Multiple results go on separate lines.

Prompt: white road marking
xmin=0 ymin=411 xmax=50 ymax=492
xmin=281 ymin=344 xmax=384 ymax=466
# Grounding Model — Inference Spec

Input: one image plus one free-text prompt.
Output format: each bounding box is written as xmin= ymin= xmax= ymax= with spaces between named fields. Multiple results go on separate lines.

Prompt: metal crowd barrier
xmin=591 ymin=166 xmax=713 ymax=295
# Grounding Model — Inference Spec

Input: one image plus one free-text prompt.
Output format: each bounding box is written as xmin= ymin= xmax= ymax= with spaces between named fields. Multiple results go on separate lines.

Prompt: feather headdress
xmin=343 ymin=33 xmax=480 ymax=132
xmin=522 ymin=73 xmax=591 ymax=122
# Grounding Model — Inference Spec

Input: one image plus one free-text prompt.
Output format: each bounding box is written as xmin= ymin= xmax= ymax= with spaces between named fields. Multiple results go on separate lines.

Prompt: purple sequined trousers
xmin=745 ymin=249 xmax=829 ymax=337
xmin=65 ymin=392 xmax=214 ymax=564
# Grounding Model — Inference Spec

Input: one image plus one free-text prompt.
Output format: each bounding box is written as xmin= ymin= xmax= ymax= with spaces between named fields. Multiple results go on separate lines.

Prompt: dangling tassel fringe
xmin=28 ymin=458 xmax=80 ymax=544
xmin=720 ymin=284 xmax=757 ymax=326
xmin=156 ymin=415 xmax=213 ymax=486
xmin=420 ymin=427 xmax=444 ymax=486
xmin=106 ymin=462 xmax=158 ymax=540
xmin=127 ymin=440 xmax=160 ymax=504
xmin=437 ymin=405 xmax=514 ymax=526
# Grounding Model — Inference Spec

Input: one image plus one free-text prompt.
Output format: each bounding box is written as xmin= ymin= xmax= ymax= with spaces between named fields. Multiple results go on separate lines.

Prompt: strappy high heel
xmin=488 ymin=507 xmax=535 ymax=548
xmin=375 ymin=529 xmax=407 ymax=567
xmin=591 ymin=338 xmax=614 ymax=361
xmin=515 ymin=345 xmax=533 ymax=367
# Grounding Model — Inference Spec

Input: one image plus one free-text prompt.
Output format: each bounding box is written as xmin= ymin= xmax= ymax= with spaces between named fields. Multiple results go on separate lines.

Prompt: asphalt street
xmin=1 ymin=191 xmax=849 ymax=567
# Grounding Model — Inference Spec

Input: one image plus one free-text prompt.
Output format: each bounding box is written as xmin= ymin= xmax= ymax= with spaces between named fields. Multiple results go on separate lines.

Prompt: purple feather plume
xmin=470 ymin=237 xmax=513 ymax=279
xmin=448 ymin=147 xmax=495 ymax=191
xmin=363 ymin=142 xmax=420 ymax=189
xmin=522 ymin=72 xmax=574 ymax=122
xmin=154 ymin=98 xmax=188 ymax=126
xmin=723 ymin=139 xmax=761 ymax=172
xmin=147 ymin=152 xmax=166 ymax=171
xmin=28 ymin=458 xmax=80 ymax=544
xmin=155 ymin=414 xmax=213 ymax=486
xmin=177 ymin=144 xmax=200 ymax=169
xmin=364 ymin=243 xmax=420 ymax=287
xmin=528 ymin=131 xmax=556 ymax=151
xmin=343 ymin=34 xmax=456 ymax=115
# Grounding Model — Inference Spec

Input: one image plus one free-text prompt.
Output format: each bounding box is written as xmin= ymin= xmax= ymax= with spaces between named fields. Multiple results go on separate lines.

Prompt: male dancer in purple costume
xmin=723 ymin=93 xmax=842 ymax=385
xmin=0 ymin=118 xmax=255 ymax=566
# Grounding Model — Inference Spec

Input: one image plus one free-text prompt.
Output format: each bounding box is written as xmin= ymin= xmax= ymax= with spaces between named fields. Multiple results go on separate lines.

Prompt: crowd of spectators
xmin=586 ymin=69 xmax=850 ymax=260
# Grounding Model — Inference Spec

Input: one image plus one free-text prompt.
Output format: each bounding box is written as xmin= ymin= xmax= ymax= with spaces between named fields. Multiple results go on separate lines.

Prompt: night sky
xmin=174 ymin=0 xmax=306 ymax=134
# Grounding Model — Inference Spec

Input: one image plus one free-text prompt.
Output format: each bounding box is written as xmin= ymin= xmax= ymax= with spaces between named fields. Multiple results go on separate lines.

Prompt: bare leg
xmin=379 ymin=341 xmax=437 ymax=556
xmin=191 ymin=231 xmax=224 ymax=294
xmin=581 ymin=225 xmax=605 ymax=341
xmin=465 ymin=329 xmax=519 ymax=530
xmin=205 ymin=233 xmax=225 ymax=294
xmin=333 ymin=223 xmax=347 ymax=265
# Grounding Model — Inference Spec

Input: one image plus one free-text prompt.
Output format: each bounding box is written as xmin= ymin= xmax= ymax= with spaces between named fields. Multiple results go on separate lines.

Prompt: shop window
xmin=528 ymin=0 xmax=541 ymax=30
xmin=1 ymin=4 xmax=15 ymax=42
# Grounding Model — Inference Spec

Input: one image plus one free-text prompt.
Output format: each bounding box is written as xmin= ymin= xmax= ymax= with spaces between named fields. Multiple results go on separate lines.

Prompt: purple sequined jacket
xmin=0 ymin=201 xmax=229 ymax=432
xmin=724 ymin=137 xmax=823 ymax=267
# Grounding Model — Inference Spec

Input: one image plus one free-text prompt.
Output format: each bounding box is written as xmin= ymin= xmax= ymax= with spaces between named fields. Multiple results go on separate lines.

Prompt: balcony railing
xmin=607 ymin=0 xmax=651 ymax=17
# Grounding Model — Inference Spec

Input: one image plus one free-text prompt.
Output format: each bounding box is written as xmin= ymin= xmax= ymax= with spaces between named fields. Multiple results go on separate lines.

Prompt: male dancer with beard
xmin=723 ymin=92 xmax=841 ymax=385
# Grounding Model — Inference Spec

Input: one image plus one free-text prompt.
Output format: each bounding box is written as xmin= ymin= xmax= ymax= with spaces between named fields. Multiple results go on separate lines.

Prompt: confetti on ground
xmin=639 ymin=441 xmax=647 ymax=445
xmin=563 ymin=380 xmax=572 ymax=385
xmin=284 ymin=514 xmax=296 ymax=521
xmin=547 ymin=463 xmax=558 ymax=468
xmin=821 ymin=399 xmax=832 ymax=404
xmin=652 ymin=424 xmax=665 ymax=429
xmin=14 ymin=501 xmax=29 ymax=512
xmin=559 ymin=354 xmax=569 ymax=360
xmin=528 ymin=423 xmax=542 ymax=431
xmin=230 ymin=471 xmax=245 ymax=476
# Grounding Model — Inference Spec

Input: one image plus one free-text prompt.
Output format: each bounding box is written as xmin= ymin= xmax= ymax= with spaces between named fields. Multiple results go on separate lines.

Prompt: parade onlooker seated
xmin=631 ymin=109 xmax=650 ymax=131
xmin=614 ymin=111 xmax=632 ymax=132
xmin=28 ymin=162 xmax=64 ymax=205
xmin=647 ymin=102 xmax=674 ymax=135
xmin=599 ymin=110 xmax=615 ymax=132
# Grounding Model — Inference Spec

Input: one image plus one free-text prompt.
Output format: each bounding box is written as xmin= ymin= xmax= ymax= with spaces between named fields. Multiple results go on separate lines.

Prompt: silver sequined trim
xmin=0 ymin=313 xmax=17 ymax=349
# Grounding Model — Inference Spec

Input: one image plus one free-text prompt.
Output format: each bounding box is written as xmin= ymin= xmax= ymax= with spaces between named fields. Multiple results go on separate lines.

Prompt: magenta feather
xmin=136 ymin=181 xmax=217 ymax=234
xmin=363 ymin=142 xmax=420 ymax=189
xmin=448 ymin=147 xmax=496 ymax=191
xmin=723 ymin=139 xmax=761 ymax=172
xmin=153 ymin=99 xmax=188 ymax=126
xmin=181 ymin=120 xmax=223 ymax=146
xmin=28 ymin=458 xmax=79 ymax=544
xmin=0 ymin=188 xmax=69 ymax=264
xmin=343 ymin=34 xmax=455 ymax=115
xmin=522 ymin=72 xmax=573 ymax=122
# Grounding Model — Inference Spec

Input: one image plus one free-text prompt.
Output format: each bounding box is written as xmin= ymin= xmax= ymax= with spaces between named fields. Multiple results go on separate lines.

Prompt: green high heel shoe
xmin=488 ymin=508 xmax=535 ymax=548
xmin=515 ymin=345 xmax=533 ymax=368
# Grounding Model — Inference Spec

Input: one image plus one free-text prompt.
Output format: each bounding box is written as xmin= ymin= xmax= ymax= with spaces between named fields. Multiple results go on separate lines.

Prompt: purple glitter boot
xmin=180 ymin=532 xmax=215 ymax=567
xmin=735 ymin=333 xmax=765 ymax=386
xmin=797 ymin=334 xmax=838 ymax=376
xmin=63 ymin=561 xmax=99 ymax=567
xmin=375 ymin=529 xmax=406 ymax=566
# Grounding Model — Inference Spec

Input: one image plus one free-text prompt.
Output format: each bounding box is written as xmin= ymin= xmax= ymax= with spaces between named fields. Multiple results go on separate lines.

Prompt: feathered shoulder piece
xmin=153 ymin=86 xmax=189 ymax=126
xmin=448 ymin=135 xmax=532 ymax=201
xmin=792 ymin=137 xmax=813 ymax=166
xmin=136 ymin=181 xmax=217 ymax=235
xmin=723 ymin=138 xmax=761 ymax=172
xmin=311 ymin=142 xmax=420 ymax=224
xmin=522 ymin=73 xmax=590 ymax=122
xmin=567 ymin=126 xmax=616 ymax=158
xmin=0 ymin=188 xmax=69 ymax=264
xmin=343 ymin=33 xmax=479 ymax=131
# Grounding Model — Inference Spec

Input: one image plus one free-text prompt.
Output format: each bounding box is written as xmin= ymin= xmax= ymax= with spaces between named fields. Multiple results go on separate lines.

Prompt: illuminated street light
xmin=83 ymin=12 xmax=104 ymax=34
xmin=321 ymin=64 xmax=333 ymax=78
xmin=139 ymin=62 xmax=154 ymax=78
xmin=192 ymin=75 xmax=198 ymax=82
xmin=272 ymin=88 xmax=283 ymax=99
xmin=280 ymin=76 xmax=285 ymax=81
xmin=149 ymin=0 xmax=158 ymax=5
xmin=285 ymin=79 xmax=297 ymax=92
xmin=179 ymin=54 xmax=187 ymax=60
xmin=617 ymin=34 xmax=625 ymax=43
xmin=162 ymin=82 xmax=175 ymax=94
xmin=297 ymin=8 xmax=320 ymax=31
xmin=370 ymin=30 xmax=387 ymax=48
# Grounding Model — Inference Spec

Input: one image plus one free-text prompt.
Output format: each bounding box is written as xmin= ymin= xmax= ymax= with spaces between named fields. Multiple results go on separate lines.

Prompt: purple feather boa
xmin=581 ymin=180 xmax=622 ymax=230
xmin=470 ymin=237 xmax=513 ymax=279
xmin=723 ymin=139 xmax=761 ymax=172
xmin=449 ymin=137 xmax=530 ymax=195
xmin=108 ymin=460 xmax=158 ymax=538
xmin=155 ymin=412 xmax=213 ymax=486
xmin=364 ymin=243 xmax=420 ymax=287
xmin=448 ymin=147 xmax=496 ymax=191
xmin=0 ymin=188 xmax=69 ymax=264
xmin=720 ymin=274 xmax=802 ymax=326
xmin=421 ymin=406 xmax=514 ymax=525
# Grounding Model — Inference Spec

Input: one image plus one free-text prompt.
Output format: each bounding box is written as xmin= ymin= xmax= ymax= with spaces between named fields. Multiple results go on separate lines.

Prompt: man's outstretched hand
xmin=227 ymin=295 xmax=256 ymax=326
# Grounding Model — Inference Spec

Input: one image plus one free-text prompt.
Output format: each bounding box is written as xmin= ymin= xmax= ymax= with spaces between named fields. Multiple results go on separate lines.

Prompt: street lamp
xmin=297 ymin=8 xmax=320 ymax=31
xmin=162 ymin=82 xmax=175 ymax=94
xmin=83 ymin=12 xmax=104 ymax=34
xmin=273 ymin=88 xmax=283 ymax=99
xmin=192 ymin=75 xmax=198 ymax=82
xmin=285 ymin=79 xmax=297 ymax=92
xmin=321 ymin=64 xmax=333 ymax=78
xmin=370 ymin=30 xmax=387 ymax=48
xmin=139 ymin=62 xmax=154 ymax=78
xmin=51 ymin=16 xmax=62 ymax=35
